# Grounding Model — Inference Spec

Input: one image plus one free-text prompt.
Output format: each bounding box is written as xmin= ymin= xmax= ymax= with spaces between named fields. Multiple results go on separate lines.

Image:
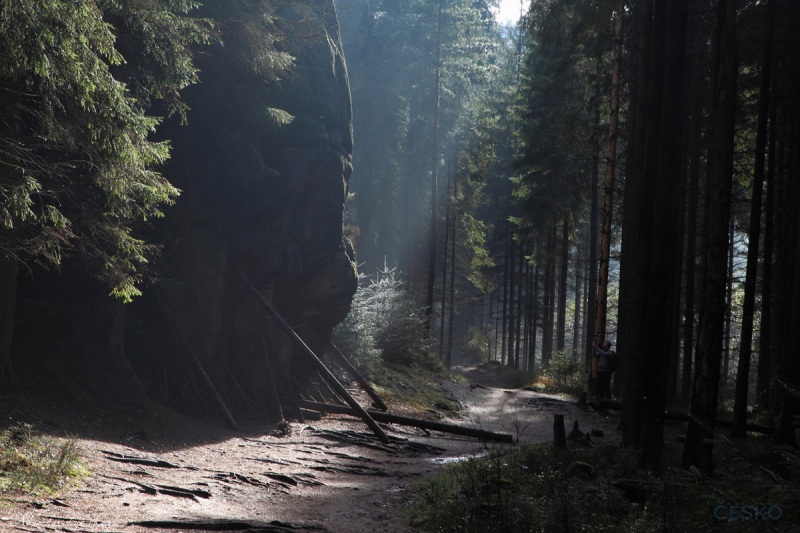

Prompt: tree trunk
xmin=732 ymin=0 xmax=775 ymax=437
xmin=683 ymin=0 xmax=739 ymax=472
xmin=586 ymin=120 xmax=600 ymax=366
xmin=722 ymin=212 xmax=734 ymax=386
xmin=573 ymin=240 xmax=582 ymax=360
xmin=529 ymin=240 xmax=541 ymax=373
xmin=681 ymin=7 xmax=703 ymax=402
xmin=446 ymin=181 xmax=457 ymax=368
xmin=507 ymin=237 xmax=516 ymax=367
xmin=620 ymin=0 xmax=662 ymax=449
xmin=557 ymin=217 xmax=570 ymax=352
xmin=439 ymin=170 xmax=452 ymax=360
xmin=0 ymin=256 xmax=18 ymax=388
xmin=424 ymin=0 xmax=443 ymax=330
xmin=639 ymin=0 xmax=688 ymax=470
xmin=542 ymin=228 xmax=556 ymax=365
xmin=515 ymin=240 xmax=525 ymax=368
xmin=501 ymin=231 xmax=510 ymax=364
xmin=757 ymin=96 xmax=778 ymax=408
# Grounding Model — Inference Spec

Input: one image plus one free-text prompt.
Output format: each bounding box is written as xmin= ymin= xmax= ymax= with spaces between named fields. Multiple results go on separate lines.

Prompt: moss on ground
xmin=369 ymin=363 xmax=462 ymax=418
xmin=0 ymin=424 xmax=87 ymax=495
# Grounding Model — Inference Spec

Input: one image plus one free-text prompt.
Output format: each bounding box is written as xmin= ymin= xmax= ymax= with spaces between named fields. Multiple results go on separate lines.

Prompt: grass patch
xmin=408 ymin=439 xmax=800 ymax=532
xmin=0 ymin=424 xmax=86 ymax=495
xmin=370 ymin=363 xmax=461 ymax=417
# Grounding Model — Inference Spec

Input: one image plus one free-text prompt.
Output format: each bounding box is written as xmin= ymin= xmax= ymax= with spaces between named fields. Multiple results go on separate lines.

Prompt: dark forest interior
xmin=1 ymin=0 xmax=799 ymax=531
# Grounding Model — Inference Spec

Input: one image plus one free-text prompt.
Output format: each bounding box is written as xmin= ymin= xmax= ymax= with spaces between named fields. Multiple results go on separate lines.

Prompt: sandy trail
xmin=1 ymin=366 xmax=619 ymax=533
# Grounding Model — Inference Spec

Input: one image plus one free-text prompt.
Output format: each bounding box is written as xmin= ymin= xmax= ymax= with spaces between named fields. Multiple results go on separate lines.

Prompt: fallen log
xmin=154 ymin=288 xmax=238 ymax=431
xmin=299 ymin=400 xmax=513 ymax=443
xmin=329 ymin=341 xmax=388 ymax=411
xmin=241 ymin=273 xmax=389 ymax=444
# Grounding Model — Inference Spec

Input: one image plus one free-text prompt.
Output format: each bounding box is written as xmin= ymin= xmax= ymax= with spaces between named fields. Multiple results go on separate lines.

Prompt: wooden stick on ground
xmin=300 ymin=400 xmax=514 ymax=443
xmin=240 ymin=272 xmax=390 ymax=444
xmin=154 ymin=288 xmax=238 ymax=431
xmin=329 ymin=341 xmax=388 ymax=411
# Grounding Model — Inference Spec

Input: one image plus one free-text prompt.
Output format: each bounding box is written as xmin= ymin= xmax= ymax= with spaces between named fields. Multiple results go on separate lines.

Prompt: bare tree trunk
xmin=573 ymin=240 xmax=582 ymax=360
xmin=529 ymin=237 xmax=541 ymax=373
xmin=595 ymin=1 xmax=624 ymax=349
xmin=501 ymin=231 xmax=510 ymax=364
xmin=446 ymin=181 xmax=457 ymax=368
xmin=542 ymin=228 xmax=555 ymax=365
xmin=757 ymin=97 xmax=778 ymax=408
xmin=639 ymin=0 xmax=688 ymax=470
xmin=586 ymin=120 xmax=600 ymax=367
xmin=728 ymin=12 xmax=770 ymax=431
xmin=681 ymin=7 xmax=703 ymax=402
xmin=515 ymin=240 xmax=525 ymax=368
xmin=0 ymin=256 xmax=18 ymax=389
xmin=620 ymin=0 xmax=662 ymax=448
xmin=684 ymin=0 xmax=739 ymax=472
xmin=731 ymin=0 xmax=775 ymax=437
xmin=722 ymin=212 xmax=734 ymax=387
xmin=507 ymin=237 xmax=516 ymax=367
xmin=424 ymin=0 xmax=443 ymax=330
xmin=557 ymin=218 xmax=570 ymax=352
xmin=439 ymin=170 xmax=452 ymax=360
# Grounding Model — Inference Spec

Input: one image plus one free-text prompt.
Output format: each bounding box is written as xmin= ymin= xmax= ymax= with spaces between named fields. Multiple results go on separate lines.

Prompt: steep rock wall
xmin=10 ymin=1 xmax=356 ymax=417
xmin=130 ymin=0 xmax=357 ymax=414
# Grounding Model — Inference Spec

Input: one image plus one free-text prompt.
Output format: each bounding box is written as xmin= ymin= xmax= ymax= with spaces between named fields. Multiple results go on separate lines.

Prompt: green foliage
xmin=409 ymin=439 xmax=800 ymax=532
xmin=514 ymin=0 xmax=615 ymax=231
xmin=332 ymin=266 xmax=434 ymax=377
xmin=462 ymin=327 xmax=492 ymax=364
xmin=0 ymin=0 xmax=211 ymax=299
xmin=0 ymin=424 xmax=85 ymax=495
xmin=537 ymin=350 xmax=586 ymax=396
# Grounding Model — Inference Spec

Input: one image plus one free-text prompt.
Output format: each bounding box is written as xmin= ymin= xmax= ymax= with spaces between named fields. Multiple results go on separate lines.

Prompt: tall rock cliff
xmin=11 ymin=1 xmax=357 ymax=418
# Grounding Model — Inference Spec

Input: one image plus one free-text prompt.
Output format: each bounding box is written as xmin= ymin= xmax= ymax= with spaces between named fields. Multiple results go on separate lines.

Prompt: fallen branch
xmin=240 ymin=272 xmax=389 ymax=444
xmin=300 ymin=400 xmax=513 ymax=443
xmin=130 ymin=519 xmax=318 ymax=531
xmin=328 ymin=341 xmax=388 ymax=411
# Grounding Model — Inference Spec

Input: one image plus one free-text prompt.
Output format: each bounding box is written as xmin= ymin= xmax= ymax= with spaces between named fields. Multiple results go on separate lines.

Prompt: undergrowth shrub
xmin=0 ymin=424 xmax=85 ymax=494
xmin=332 ymin=266 xmax=435 ymax=378
xmin=461 ymin=327 xmax=492 ymax=364
xmin=529 ymin=352 xmax=587 ymax=396
xmin=409 ymin=438 xmax=800 ymax=532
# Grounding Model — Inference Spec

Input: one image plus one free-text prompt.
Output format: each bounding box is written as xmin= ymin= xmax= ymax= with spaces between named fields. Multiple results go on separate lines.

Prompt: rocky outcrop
xmin=9 ymin=1 xmax=357 ymax=417
xmin=128 ymin=0 xmax=357 ymax=414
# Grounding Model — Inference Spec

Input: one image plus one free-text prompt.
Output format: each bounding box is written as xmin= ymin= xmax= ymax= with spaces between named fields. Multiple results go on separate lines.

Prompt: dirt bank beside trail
xmin=0 ymin=364 xmax=619 ymax=533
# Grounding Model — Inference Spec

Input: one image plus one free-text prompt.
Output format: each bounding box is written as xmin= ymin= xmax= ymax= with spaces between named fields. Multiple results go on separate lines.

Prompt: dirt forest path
xmin=1 ymin=364 xmax=620 ymax=533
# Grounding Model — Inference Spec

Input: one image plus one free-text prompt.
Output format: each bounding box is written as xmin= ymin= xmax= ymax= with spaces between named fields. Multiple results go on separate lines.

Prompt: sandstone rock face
xmin=9 ymin=2 xmax=356 ymax=416
xmin=127 ymin=0 xmax=357 ymax=413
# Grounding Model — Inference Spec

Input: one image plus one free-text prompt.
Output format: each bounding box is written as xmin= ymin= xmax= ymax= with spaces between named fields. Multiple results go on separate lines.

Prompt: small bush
xmin=529 ymin=352 xmax=587 ymax=396
xmin=409 ymin=438 xmax=800 ymax=532
xmin=0 ymin=424 xmax=85 ymax=495
xmin=461 ymin=327 xmax=492 ymax=365
xmin=332 ymin=266 xmax=432 ymax=377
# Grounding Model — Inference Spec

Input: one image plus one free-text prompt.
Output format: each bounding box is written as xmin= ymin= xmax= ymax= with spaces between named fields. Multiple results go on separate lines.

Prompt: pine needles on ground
xmin=0 ymin=424 xmax=85 ymax=495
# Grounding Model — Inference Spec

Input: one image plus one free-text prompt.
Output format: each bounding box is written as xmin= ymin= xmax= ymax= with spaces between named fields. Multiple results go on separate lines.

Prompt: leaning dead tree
xmin=301 ymin=401 xmax=513 ymax=443
xmin=240 ymin=272 xmax=390 ymax=444
xmin=155 ymin=288 xmax=239 ymax=431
